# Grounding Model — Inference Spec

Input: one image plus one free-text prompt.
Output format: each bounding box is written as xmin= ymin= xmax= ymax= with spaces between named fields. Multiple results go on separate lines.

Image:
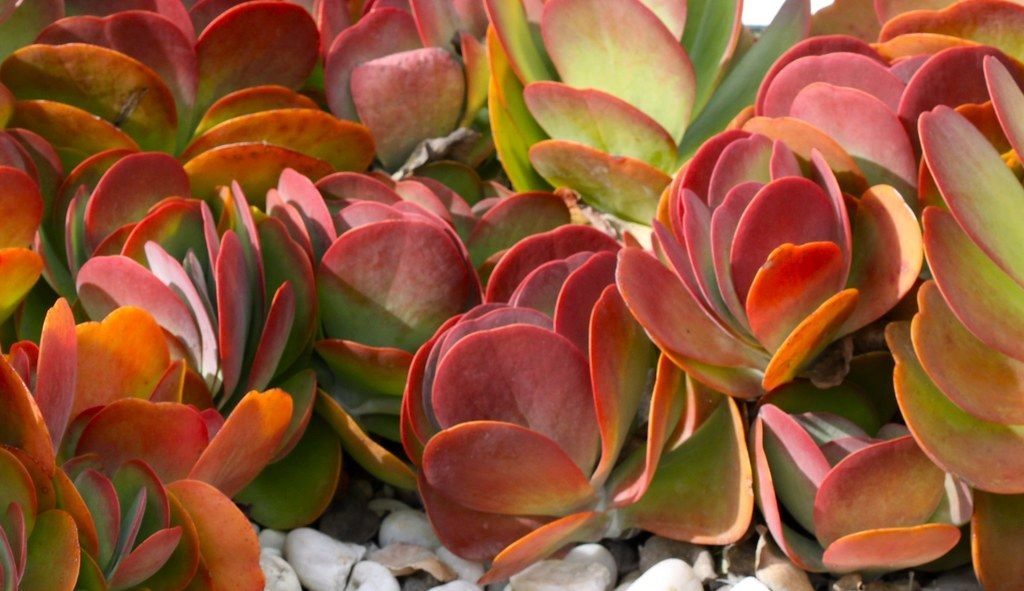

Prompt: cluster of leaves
xmin=2 ymin=0 xmax=1024 ymax=589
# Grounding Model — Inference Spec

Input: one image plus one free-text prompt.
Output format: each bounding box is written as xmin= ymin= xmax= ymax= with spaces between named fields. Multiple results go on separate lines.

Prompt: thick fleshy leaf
xmin=182 ymin=109 xmax=374 ymax=172
xmin=188 ymin=389 xmax=291 ymax=497
xmin=822 ymin=524 xmax=960 ymax=573
xmin=541 ymin=0 xmax=695 ymax=141
xmin=83 ymin=153 xmax=189 ymax=252
xmin=914 ymin=281 xmax=1024 ymax=425
xmin=466 ymin=192 xmax=570 ymax=268
xmin=841 ymin=185 xmax=922 ymax=334
xmin=0 ymin=447 xmax=37 ymax=537
xmin=184 ymin=144 xmax=333 ymax=205
xmin=120 ymin=198 xmax=207 ymax=267
xmin=923 ymin=198 xmax=1024 ymax=362
xmin=1 ymin=44 xmax=177 ymax=152
xmin=274 ymin=168 xmax=337 ymax=259
xmin=109 ymin=526 xmax=182 ymax=589
xmin=324 ymin=8 xmax=422 ymax=121
xmin=759 ymin=52 xmax=904 ymax=117
xmin=351 ymin=47 xmax=464 ymax=169
xmin=63 ymin=0 xmax=195 ymax=40
xmin=682 ymin=0 xmax=742 ymax=114
xmin=590 ymin=286 xmax=659 ymax=487
xmin=315 ymin=393 xmax=413 ymax=491
xmin=888 ymin=322 xmax=1024 ymax=494
xmin=0 ymin=251 xmax=42 ymax=327
xmin=881 ymin=0 xmax=1024 ymax=63
xmin=874 ymin=0 xmax=957 ymax=22
xmin=483 ymin=0 xmax=556 ymax=84
xmin=486 ymin=26 xmax=551 ymax=191
xmin=422 ymin=421 xmax=595 ymax=516
xmin=20 ymin=510 xmax=79 ymax=591
xmin=194 ymin=2 xmax=318 ymax=112
xmin=194 ymin=85 xmax=317 ymax=135
xmin=72 ymin=306 xmax=171 ymax=418
xmin=166 ymin=480 xmax=262 ymax=589
xmin=746 ymin=242 xmax=845 ymax=353
xmin=483 ymin=512 xmax=610 ymax=583
xmin=617 ymin=247 xmax=765 ymax=369
xmin=987 ymin=56 xmax=1024 ymax=159
xmin=762 ymin=289 xmax=859 ymax=391
xmin=678 ymin=0 xmax=810 ymax=159
xmin=432 ymin=324 xmax=599 ymax=472
xmin=741 ymin=117 xmax=866 ymax=192
xmin=619 ymin=396 xmax=753 ymax=544
xmin=0 ymin=0 xmax=62 ymax=61
xmin=704 ymin=134 xmax=773 ymax=209
xmin=76 ymin=399 xmax=209 ymax=482
xmin=316 ymin=340 xmax=413 ymax=398
xmin=813 ymin=436 xmax=946 ymax=546
xmin=318 ymin=219 xmax=476 ymax=351
xmin=214 ymin=231 xmax=251 ymax=399
xmin=35 ymin=298 xmax=76 ymax=448
xmin=552 ymin=253 xmax=618 ymax=352
xmin=530 ymin=140 xmax=671 ymax=223
xmin=8 ymin=101 xmax=138 ymax=170
xmin=0 ymin=167 xmax=42 ymax=248
xmin=460 ymin=32 xmax=489 ymax=126
xmin=74 ymin=469 xmax=121 ymax=568
xmin=810 ymin=0 xmax=881 ymax=41
xmin=973 ymin=491 xmax=1024 ymax=591
xmin=524 ymin=82 xmax=676 ymax=172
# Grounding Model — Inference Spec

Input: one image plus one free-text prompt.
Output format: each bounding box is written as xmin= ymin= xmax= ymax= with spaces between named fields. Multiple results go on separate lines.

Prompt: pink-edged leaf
xmin=973 ymin=490 xmax=1024 ymax=591
xmin=523 ymin=82 xmax=677 ymax=172
xmin=110 ymin=527 xmax=182 ymax=590
xmin=73 ymin=469 xmax=121 ymax=568
xmin=64 ymin=0 xmax=195 ymax=41
xmin=589 ymin=286 xmax=659 ymax=488
xmin=790 ymin=84 xmax=916 ymax=196
xmin=120 ymin=198 xmax=207 ymax=267
xmin=841 ymin=185 xmax=922 ymax=334
xmin=258 ymin=215 xmax=317 ymax=374
xmin=553 ymin=252 xmax=619 ymax=353
xmin=987 ymin=56 xmax=1024 ymax=160
xmin=189 ymin=389 xmax=292 ymax=497
xmin=813 ymin=436 xmax=946 ymax=547
xmin=316 ymin=339 xmax=413 ymax=398
xmin=351 ymin=47 xmax=465 ymax=169
xmin=318 ymin=219 xmax=476 ymax=351
xmin=482 ymin=512 xmax=610 ymax=583
xmin=246 ymin=283 xmax=295 ymax=393
xmin=466 ymin=192 xmax=570 ymax=268
xmin=7 ymin=101 xmax=138 ymax=171
xmin=35 ymin=298 xmax=76 ymax=448
xmin=616 ymin=247 xmax=766 ymax=369
xmin=730 ymin=177 xmax=843 ymax=304
xmin=460 ymin=32 xmax=489 ymax=126
xmin=417 ymin=471 xmax=546 ymax=561
xmin=510 ymin=253 xmax=590 ymax=317
xmin=410 ymin=0 xmax=459 ymax=47
xmin=888 ymin=321 xmax=1024 ymax=494
xmin=821 ymin=524 xmax=960 ymax=573
xmin=215 ymin=231 xmax=251 ymax=398
xmin=20 ymin=509 xmax=79 ymax=591
xmin=270 ymin=370 xmax=316 ymax=461
xmin=705 ymin=133 xmax=773 ymax=208
xmin=324 ymin=7 xmax=422 ymax=121
xmin=746 ymin=242 xmax=846 ymax=353
xmin=275 ymin=168 xmax=337 ymax=260
xmin=194 ymin=1 xmax=318 ymax=112
xmin=0 ymin=166 xmax=42 ymax=249
xmin=880 ymin=0 xmax=1024 ymax=63
xmin=914 ymin=281 xmax=1024 ymax=425
xmin=422 ymin=421 xmax=596 ymax=516
xmin=432 ymin=324 xmax=599 ymax=472
xmin=75 ymin=399 xmax=209 ymax=482
xmin=483 ymin=0 xmax=555 ymax=84
xmin=541 ymin=0 xmax=695 ymax=141
xmin=740 ymin=117 xmax=867 ymax=193
xmin=759 ymin=52 xmax=904 ymax=117
xmin=709 ymin=181 xmax=762 ymax=332
xmin=194 ymin=84 xmax=318 ymax=135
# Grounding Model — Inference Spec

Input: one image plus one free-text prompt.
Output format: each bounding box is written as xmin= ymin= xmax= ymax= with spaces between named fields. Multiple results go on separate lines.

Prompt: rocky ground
xmin=255 ymin=474 xmax=982 ymax=591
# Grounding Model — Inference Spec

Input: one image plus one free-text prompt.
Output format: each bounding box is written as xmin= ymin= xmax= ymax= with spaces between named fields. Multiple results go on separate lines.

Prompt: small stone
xmin=729 ymin=578 xmax=770 ymax=591
xmin=437 ymin=546 xmax=485 ymax=582
xmin=690 ymin=549 xmax=716 ymax=583
xmin=924 ymin=568 xmax=982 ymax=591
xmin=626 ymin=559 xmax=702 ymax=591
xmin=754 ymin=534 xmax=812 ymax=591
xmin=260 ymin=550 xmax=301 ymax=591
xmin=509 ymin=560 xmax=612 ymax=591
xmin=603 ymin=540 xmax=639 ymax=577
xmin=252 ymin=521 xmax=262 ymax=534
xmin=638 ymin=537 xmax=708 ymax=574
xmin=346 ymin=561 xmax=401 ymax=591
xmin=722 ymin=540 xmax=756 ymax=577
xmin=401 ymin=572 xmax=443 ymax=591
xmin=380 ymin=510 xmax=440 ymax=549
xmin=284 ymin=528 xmax=367 ymax=591
xmin=369 ymin=543 xmax=456 ymax=581
xmin=259 ymin=529 xmax=287 ymax=555
xmin=429 ymin=583 xmax=483 ymax=591
xmin=369 ymin=498 xmax=414 ymax=515
xmin=565 ymin=544 xmax=618 ymax=589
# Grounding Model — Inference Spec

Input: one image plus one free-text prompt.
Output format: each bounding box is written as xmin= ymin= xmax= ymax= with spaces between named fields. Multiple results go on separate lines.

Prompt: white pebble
xmin=437 ymin=546 xmax=485 ymax=582
xmin=345 ymin=561 xmax=400 ymax=591
xmin=565 ymin=544 xmax=618 ymax=589
xmin=509 ymin=559 xmax=612 ymax=591
xmin=260 ymin=550 xmax=301 ymax=591
xmin=626 ymin=559 xmax=702 ymax=591
xmin=430 ymin=583 xmax=484 ymax=591
xmin=259 ymin=529 xmax=287 ymax=555
xmin=284 ymin=528 xmax=366 ymax=591
xmin=379 ymin=510 xmax=440 ymax=549
xmin=729 ymin=578 xmax=771 ymax=591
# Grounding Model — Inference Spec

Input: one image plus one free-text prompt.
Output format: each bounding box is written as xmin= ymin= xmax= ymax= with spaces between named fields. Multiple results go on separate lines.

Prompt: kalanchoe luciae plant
xmin=752 ymin=404 xmax=969 ymax=575
xmin=402 ymin=225 xmax=754 ymax=582
xmin=887 ymin=57 xmax=1024 ymax=591
xmin=486 ymin=0 xmax=814 ymax=223
xmin=0 ymin=1 xmax=376 ymax=199
xmin=3 ymin=299 xmax=299 ymax=589
xmin=324 ymin=0 xmax=493 ymax=172
xmin=616 ymin=130 xmax=923 ymax=399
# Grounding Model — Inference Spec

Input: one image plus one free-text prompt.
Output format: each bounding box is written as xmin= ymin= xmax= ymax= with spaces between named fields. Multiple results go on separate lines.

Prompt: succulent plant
xmin=615 ymin=128 xmax=922 ymax=399
xmin=486 ymin=0 xmax=814 ymax=223
xmin=403 ymin=225 xmax=754 ymax=581
xmin=887 ymin=56 xmax=1024 ymax=590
